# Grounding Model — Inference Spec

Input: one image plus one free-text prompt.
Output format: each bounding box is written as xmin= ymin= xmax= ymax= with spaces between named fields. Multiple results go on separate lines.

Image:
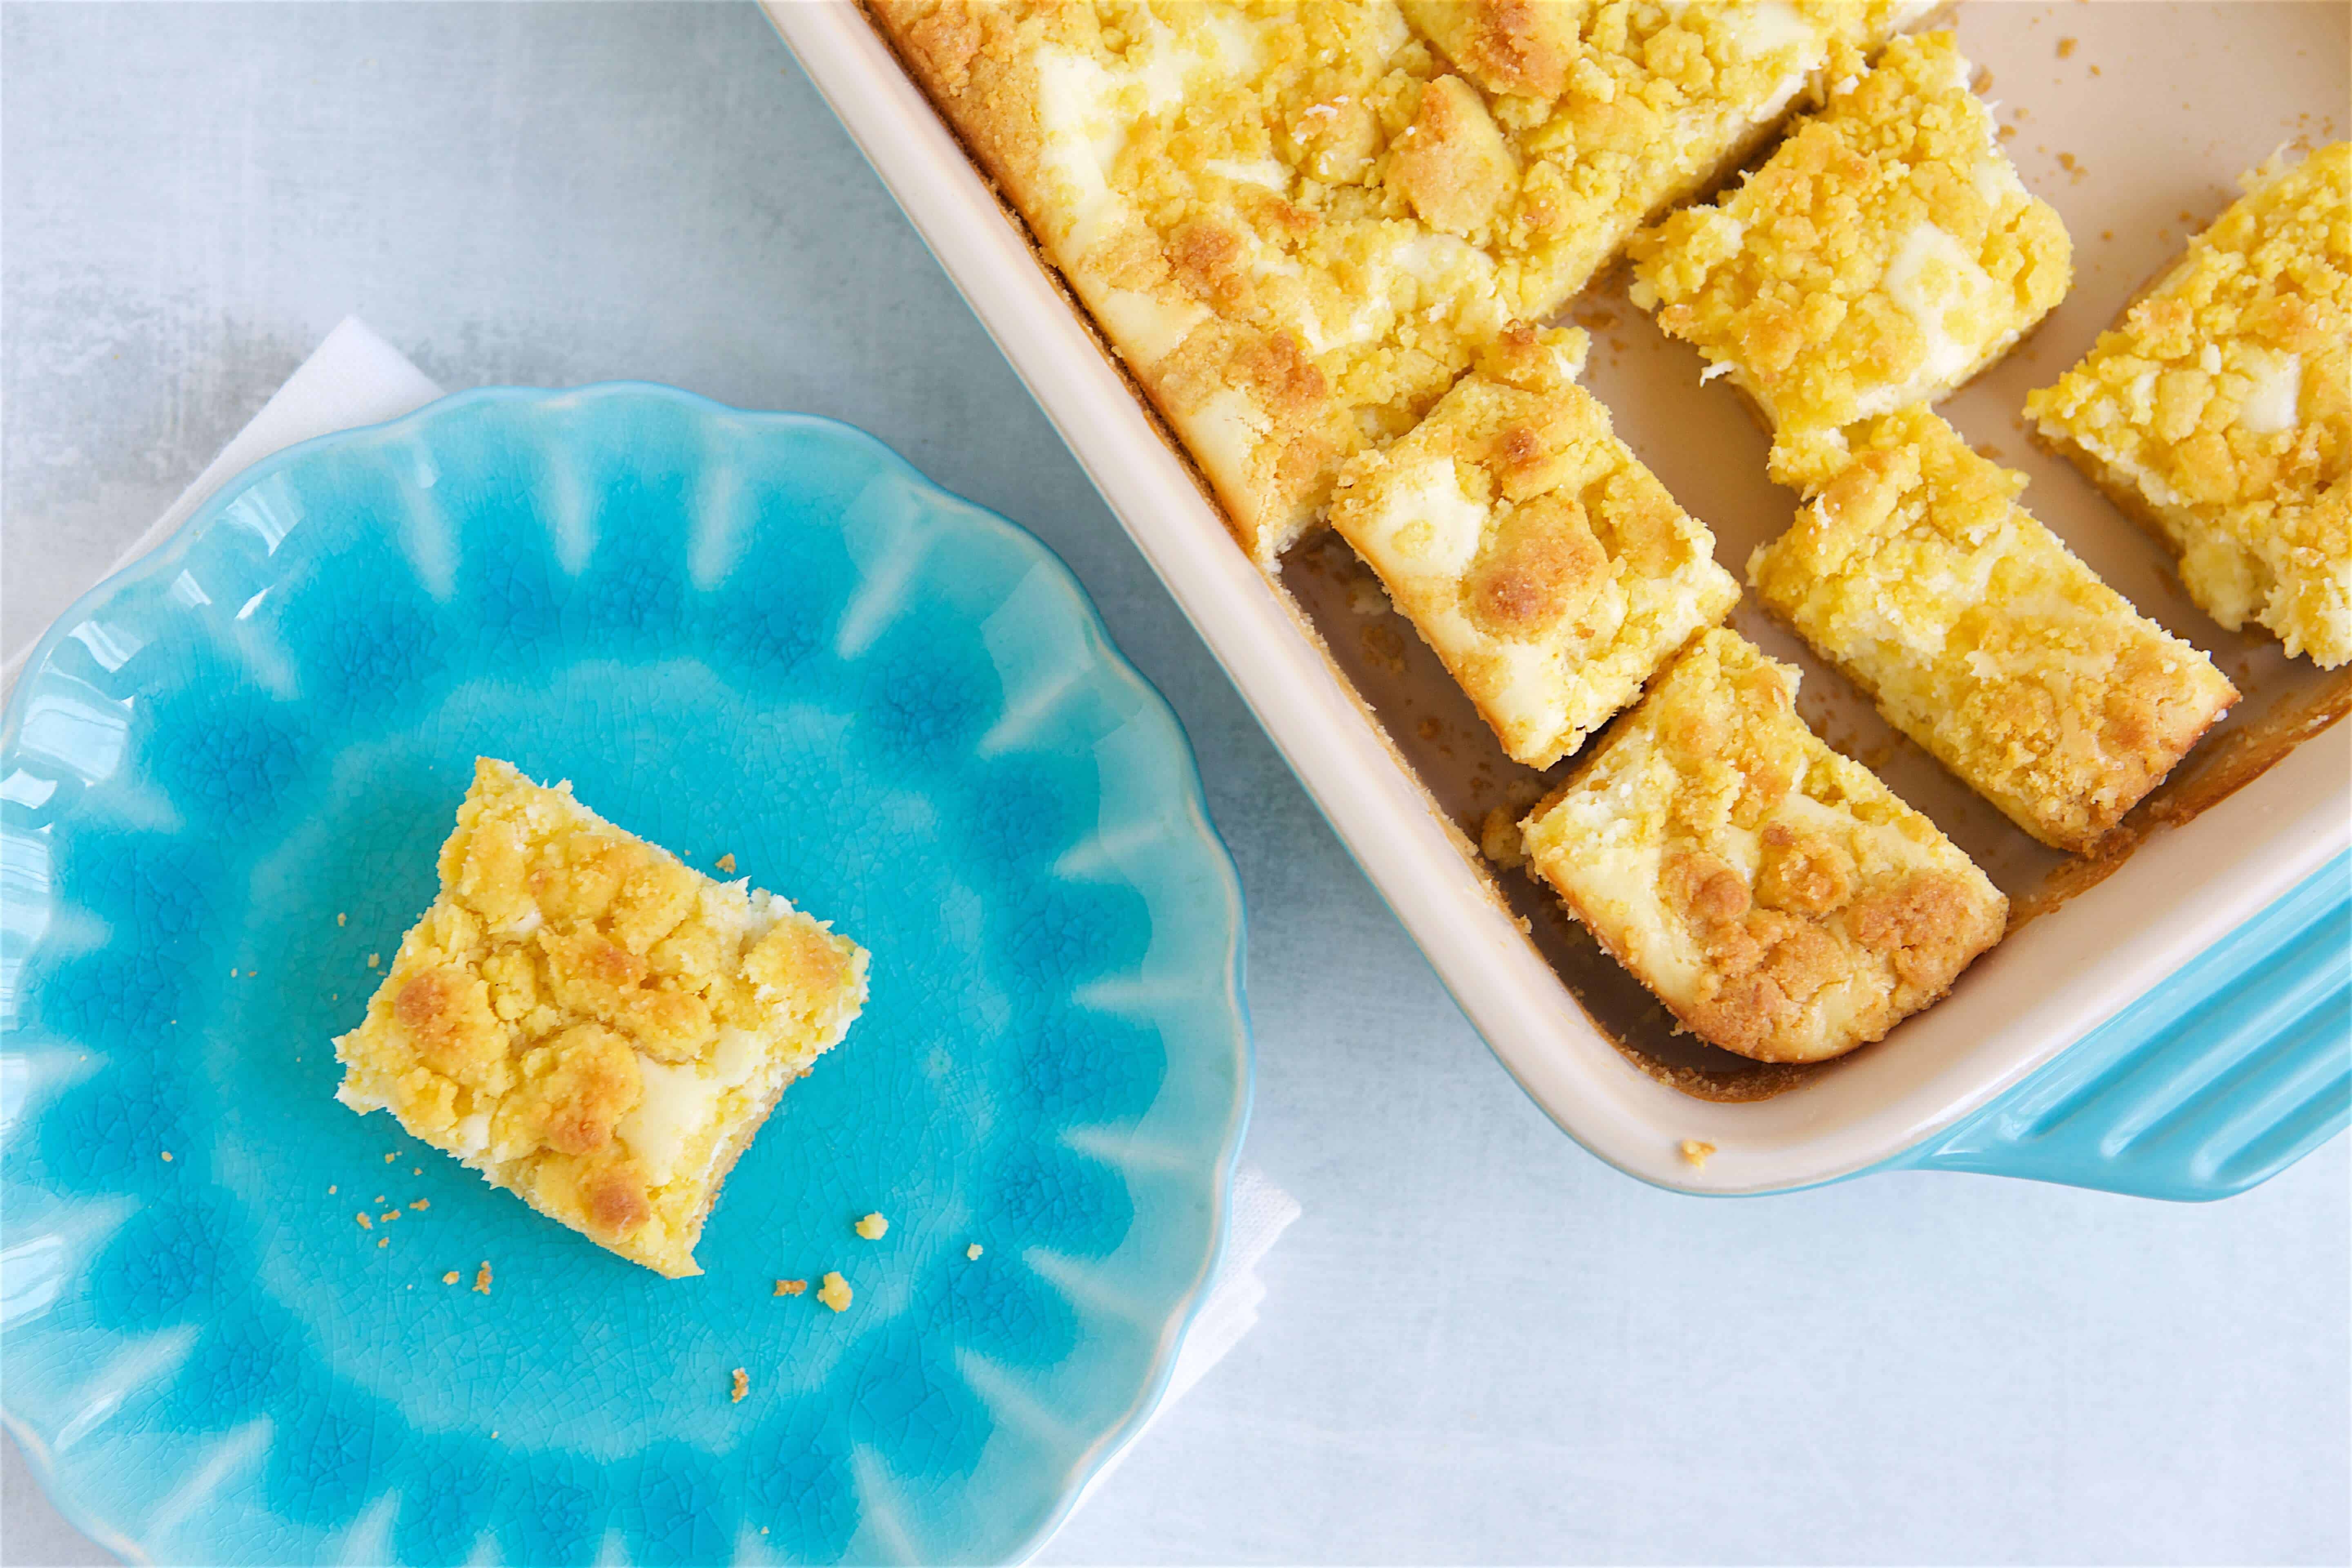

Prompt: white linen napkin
xmin=2 ymin=316 xmax=1299 ymax=1537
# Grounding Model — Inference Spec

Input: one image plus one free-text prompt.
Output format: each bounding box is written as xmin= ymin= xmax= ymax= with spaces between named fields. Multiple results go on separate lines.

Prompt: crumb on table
xmin=474 ymin=1262 xmax=492 ymax=1295
xmin=355 ymin=1212 xmax=372 ymax=1230
xmin=817 ymin=1271 xmax=852 ymax=1313
xmin=855 ymin=1212 xmax=889 ymax=1241
xmin=775 ymin=1278 xmax=806 ymax=1296
xmin=967 ymin=1243 xmax=984 ymax=1261
xmin=731 ymin=1368 xmax=749 ymax=1403
xmin=443 ymin=1271 xmax=461 ymax=1285
xmin=716 ymin=853 xmax=736 ymax=873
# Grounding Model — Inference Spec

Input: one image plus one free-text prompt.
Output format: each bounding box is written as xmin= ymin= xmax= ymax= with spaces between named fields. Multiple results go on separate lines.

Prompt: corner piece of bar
xmin=2026 ymin=141 xmax=2350 ymax=668
xmin=1520 ymin=629 xmax=2005 ymax=1064
xmin=334 ymin=758 xmax=869 ymax=1278
xmin=1327 ymin=324 xmax=1738 ymax=768
xmin=1754 ymin=407 xmax=2238 ymax=852
xmin=1629 ymin=30 xmax=2071 ymax=466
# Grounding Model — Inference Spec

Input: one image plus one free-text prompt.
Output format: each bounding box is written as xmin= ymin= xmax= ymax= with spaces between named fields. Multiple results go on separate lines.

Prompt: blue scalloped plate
xmin=0 ymin=385 xmax=1250 ymax=1565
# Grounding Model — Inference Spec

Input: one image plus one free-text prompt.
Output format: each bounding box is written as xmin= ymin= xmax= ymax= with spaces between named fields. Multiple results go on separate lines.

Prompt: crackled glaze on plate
xmin=0 ymin=385 xmax=1250 ymax=1564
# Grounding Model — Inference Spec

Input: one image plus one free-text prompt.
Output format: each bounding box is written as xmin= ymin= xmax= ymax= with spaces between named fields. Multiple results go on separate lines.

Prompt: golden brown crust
xmin=335 ymin=759 xmax=869 ymax=1277
xmin=1520 ymin=629 xmax=2006 ymax=1064
xmin=1630 ymin=31 xmax=2071 ymax=457
xmin=2027 ymin=143 xmax=2351 ymax=666
xmin=1326 ymin=325 xmax=1737 ymax=767
xmin=867 ymin=1 xmax=1933 ymax=564
xmin=1751 ymin=406 xmax=2239 ymax=853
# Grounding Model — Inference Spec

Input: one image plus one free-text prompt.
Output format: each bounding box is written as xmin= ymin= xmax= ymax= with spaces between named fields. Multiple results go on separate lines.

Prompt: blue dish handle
xmin=1888 ymin=852 xmax=2351 ymax=1200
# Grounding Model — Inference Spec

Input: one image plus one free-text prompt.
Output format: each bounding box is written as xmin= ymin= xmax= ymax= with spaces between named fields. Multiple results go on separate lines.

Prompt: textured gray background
xmin=4 ymin=4 xmax=2348 ymax=1564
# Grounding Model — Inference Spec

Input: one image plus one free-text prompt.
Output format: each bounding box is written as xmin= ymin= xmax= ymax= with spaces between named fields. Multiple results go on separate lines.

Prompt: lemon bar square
xmin=1521 ymin=629 xmax=2006 ymax=1063
xmin=871 ymin=1 xmax=1933 ymax=566
xmin=1328 ymin=324 xmax=1737 ymax=768
xmin=1628 ymin=31 xmax=2071 ymax=470
xmin=2026 ymin=143 xmax=2350 ymax=668
xmin=1754 ymin=408 xmax=2238 ymax=853
xmin=335 ymin=759 xmax=869 ymax=1278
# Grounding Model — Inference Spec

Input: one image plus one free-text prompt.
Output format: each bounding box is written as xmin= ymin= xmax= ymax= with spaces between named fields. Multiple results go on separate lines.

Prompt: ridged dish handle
xmin=1893 ymin=853 xmax=2350 ymax=1200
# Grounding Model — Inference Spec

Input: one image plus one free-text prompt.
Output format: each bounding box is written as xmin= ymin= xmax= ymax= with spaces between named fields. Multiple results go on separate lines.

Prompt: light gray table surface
xmin=4 ymin=5 xmax=2346 ymax=1564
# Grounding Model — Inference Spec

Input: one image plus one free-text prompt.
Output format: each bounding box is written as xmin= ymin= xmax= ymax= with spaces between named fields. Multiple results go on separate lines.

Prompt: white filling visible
xmin=1031 ymin=49 xmax=1127 ymax=256
xmin=2237 ymin=350 xmax=2304 ymax=434
xmin=455 ymin=1109 xmax=490 ymax=1159
xmin=1881 ymin=220 xmax=1999 ymax=393
xmin=1183 ymin=387 xmax=1272 ymax=508
xmin=1089 ymin=286 xmax=1207 ymax=369
xmin=1203 ymin=157 xmax=1289 ymax=191
xmin=1368 ymin=459 xmax=1490 ymax=580
xmin=619 ymin=1058 xmax=721 ymax=1188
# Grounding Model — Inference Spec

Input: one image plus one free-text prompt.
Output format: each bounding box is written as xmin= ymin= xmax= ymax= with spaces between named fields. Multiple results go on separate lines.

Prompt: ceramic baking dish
xmin=767 ymin=0 xmax=2351 ymax=1197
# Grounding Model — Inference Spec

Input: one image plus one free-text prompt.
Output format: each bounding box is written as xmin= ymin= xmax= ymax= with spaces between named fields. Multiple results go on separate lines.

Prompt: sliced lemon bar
xmin=1328 ymin=324 xmax=1737 ymax=768
xmin=2026 ymin=143 xmax=2350 ymax=668
xmin=335 ymin=759 xmax=868 ymax=1278
xmin=871 ymin=2 xmax=1932 ymax=565
xmin=1521 ymin=629 xmax=2006 ymax=1064
xmin=1755 ymin=408 xmax=2237 ymax=852
xmin=1629 ymin=31 xmax=2071 ymax=474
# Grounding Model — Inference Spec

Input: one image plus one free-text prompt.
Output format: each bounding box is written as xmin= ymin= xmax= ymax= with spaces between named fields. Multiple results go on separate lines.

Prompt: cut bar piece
xmin=1754 ymin=408 xmax=2238 ymax=853
xmin=870 ymin=1 xmax=1933 ymax=566
xmin=335 ymin=759 xmax=869 ymax=1278
xmin=1628 ymin=31 xmax=2071 ymax=471
xmin=2026 ymin=143 xmax=2350 ymax=668
xmin=1327 ymin=324 xmax=1737 ymax=768
xmin=1520 ymin=629 xmax=2005 ymax=1063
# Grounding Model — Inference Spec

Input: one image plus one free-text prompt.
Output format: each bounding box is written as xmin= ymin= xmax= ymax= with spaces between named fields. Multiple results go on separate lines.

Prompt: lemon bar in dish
xmin=1520 ymin=629 xmax=2005 ymax=1063
xmin=2026 ymin=143 xmax=2350 ymax=668
xmin=335 ymin=759 xmax=869 ymax=1278
xmin=1754 ymin=408 xmax=2238 ymax=853
xmin=1327 ymin=323 xmax=1737 ymax=768
xmin=869 ymin=1 xmax=1931 ymax=566
xmin=1628 ymin=31 xmax=2071 ymax=474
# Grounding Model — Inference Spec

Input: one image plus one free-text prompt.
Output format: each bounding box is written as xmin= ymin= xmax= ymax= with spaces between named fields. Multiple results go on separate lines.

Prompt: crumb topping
xmin=1328 ymin=323 xmax=1737 ymax=766
xmin=1631 ymin=31 xmax=2071 ymax=457
xmin=2027 ymin=143 xmax=2350 ymax=667
xmin=1521 ymin=629 xmax=2006 ymax=1063
xmin=1755 ymin=407 xmax=2237 ymax=851
xmin=873 ymin=0 xmax=1924 ymax=561
xmin=333 ymin=758 xmax=869 ymax=1278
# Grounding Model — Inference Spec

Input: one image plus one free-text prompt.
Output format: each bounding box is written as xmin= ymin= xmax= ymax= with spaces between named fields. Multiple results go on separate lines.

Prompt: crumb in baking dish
xmin=1629 ymin=31 xmax=2071 ymax=472
xmin=870 ymin=1 xmax=1933 ymax=566
xmin=818 ymin=1271 xmax=853 ymax=1312
xmin=333 ymin=758 xmax=870 ymax=1279
xmin=1520 ymin=629 xmax=2006 ymax=1064
xmin=1327 ymin=324 xmax=1738 ymax=768
xmin=2025 ymin=142 xmax=2350 ymax=668
xmin=1755 ymin=407 xmax=2238 ymax=853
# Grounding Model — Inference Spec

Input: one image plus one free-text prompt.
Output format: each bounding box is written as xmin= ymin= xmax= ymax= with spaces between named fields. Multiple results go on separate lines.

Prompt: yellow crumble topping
xmin=1755 ymin=408 xmax=2238 ymax=852
xmin=1521 ymin=629 xmax=2006 ymax=1064
xmin=1327 ymin=324 xmax=1737 ymax=767
xmin=333 ymin=759 xmax=870 ymax=1278
xmin=1630 ymin=31 xmax=2071 ymax=467
xmin=2026 ymin=142 xmax=2350 ymax=667
xmin=873 ymin=0 xmax=1927 ymax=563
xmin=817 ymin=1271 xmax=853 ymax=1312
xmin=855 ymin=1212 xmax=890 ymax=1240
